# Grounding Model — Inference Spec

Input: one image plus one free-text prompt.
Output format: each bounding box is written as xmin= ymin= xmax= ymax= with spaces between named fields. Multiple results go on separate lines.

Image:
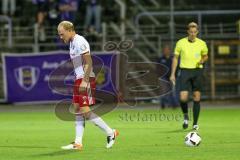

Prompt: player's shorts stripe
xmin=87 ymin=83 xmax=93 ymax=104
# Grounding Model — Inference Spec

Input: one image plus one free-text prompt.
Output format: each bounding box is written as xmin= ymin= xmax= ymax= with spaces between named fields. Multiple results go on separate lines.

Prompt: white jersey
xmin=69 ymin=34 xmax=95 ymax=79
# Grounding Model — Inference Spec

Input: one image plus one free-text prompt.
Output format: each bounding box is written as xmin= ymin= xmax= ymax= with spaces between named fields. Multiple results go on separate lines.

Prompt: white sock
xmin=75 ymin=115 xmax=85 ymax=144
xmin=89 ymin=112 xmax=113 ymax=136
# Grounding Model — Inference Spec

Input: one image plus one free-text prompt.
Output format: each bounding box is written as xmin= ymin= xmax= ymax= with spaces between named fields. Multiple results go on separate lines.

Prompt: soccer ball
xmin=184 ymin=132 xmax=201 ymax=147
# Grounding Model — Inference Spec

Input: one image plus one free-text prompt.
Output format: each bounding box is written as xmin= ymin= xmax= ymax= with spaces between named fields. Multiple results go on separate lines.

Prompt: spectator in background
xmin=32 ymin=0 xmax=49 ymax=42
xmin=1 ymin=0 xmax=16 ymax=16
xmin=59 ymin=0 xmax=78 ymax=22
xmin=47 ymin=0 xmax=60 ymax=26
xmin=158 ymin=45 xmax=179 ymax=109
xmin=84 ymin=0 xmax=101 ymax=34
xmin=56 ymin=0 xmax=78 ymax=50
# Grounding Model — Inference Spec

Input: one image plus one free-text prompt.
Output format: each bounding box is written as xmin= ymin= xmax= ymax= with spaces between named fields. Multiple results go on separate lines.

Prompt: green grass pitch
xmin=0 ymin=105 xmax=240 ymax=160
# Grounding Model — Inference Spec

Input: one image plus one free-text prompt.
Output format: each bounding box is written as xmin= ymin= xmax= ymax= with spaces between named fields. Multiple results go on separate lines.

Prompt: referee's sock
xmin=180 ymin=101 xmax=189 ymax=120
xmin=193 ymin=101 xmax=200 ymax=125
xmin=180 ymin=101 xmax=189 ymax=129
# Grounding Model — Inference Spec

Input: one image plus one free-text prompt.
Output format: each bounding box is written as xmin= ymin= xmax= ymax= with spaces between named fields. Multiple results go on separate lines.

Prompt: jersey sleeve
xmin=75 ymin=38 xmax=90 ymax=55
xmin=174 ymin=41 xmax=181 ymax=56
xmin=201 ymin=42 xmax=208 ymax=55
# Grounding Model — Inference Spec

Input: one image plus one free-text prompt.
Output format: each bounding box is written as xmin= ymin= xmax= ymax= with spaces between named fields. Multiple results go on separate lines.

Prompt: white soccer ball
xmin=184 ymin=132 xmax=201 ymax=147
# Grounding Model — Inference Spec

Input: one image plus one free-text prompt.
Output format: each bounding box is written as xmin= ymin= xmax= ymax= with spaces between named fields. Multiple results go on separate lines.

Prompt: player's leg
xmin=192 ymin=91 xmax=201 ymax=130
xmin=87 ymin=111 xmax=118 ymax=149
xmin=2 ymin=0 xmax=7 ymax=15
xmin=160 ymin=96 xmax=167 ymax=109
xmin=94 ymin=5 xmax=101 ymax=33
xmin=180 ymin=91 xmax=189 ymax=129
xmin=81 ymin=106 xmax=113 ymax=136
xmin=192 ymin=69 xmax=203 ymax=130
xmin=168 ymin=91 xmax=179 ymax=108
xmin=79 ymin=77 xmax=114 ymax=137
xmin=62 ymin=79 xmax=85 ymax=150
xmin=74 ymin=103 xmax=85 ymax=146
xmin=61 ymin=103 xmax=84 ymax=150
xmin=84 ymin=5 xmax=93 ymax=31
xmin=10 ymin=0 xmax=16 ymax=16
xmin=80 ymin=106 xmax=119 ymax=148
xmin=81 ymin=77 xmax=118 ymax=148
xmin=72 ymin=79 xmax=86 ymax=148
xmin=179 ymin=69 xmax=191 ymax=129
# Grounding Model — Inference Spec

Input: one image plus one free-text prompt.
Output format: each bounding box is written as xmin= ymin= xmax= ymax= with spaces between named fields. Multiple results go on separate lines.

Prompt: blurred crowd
xmin=0 ymin=0 xmax=117 ymax=41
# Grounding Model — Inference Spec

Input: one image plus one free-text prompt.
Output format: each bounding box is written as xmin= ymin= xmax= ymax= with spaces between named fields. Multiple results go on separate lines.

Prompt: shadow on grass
xmin=161 ymin=129 xmax=193 ymax=133
xmin=0 ymin=145 xmax=79 ymax=157
xmin=32 ymin=150 xmax=78 ymax=157
xmin=0 ymin=145 xmax=49 ymax=149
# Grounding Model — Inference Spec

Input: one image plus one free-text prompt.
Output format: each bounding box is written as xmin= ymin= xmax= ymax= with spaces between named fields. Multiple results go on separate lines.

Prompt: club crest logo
xmin=14 ymin=66 xmax=40 ymax=91
xmin=96 ymin=66 xmax=110 ymax=88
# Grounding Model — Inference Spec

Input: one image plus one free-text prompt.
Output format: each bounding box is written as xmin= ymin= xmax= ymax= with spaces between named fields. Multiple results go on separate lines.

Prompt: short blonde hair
xmin=58 ymin=21 xmax=75 ymax=31
xmin=187 ymin=22 xmax=198 ymax=30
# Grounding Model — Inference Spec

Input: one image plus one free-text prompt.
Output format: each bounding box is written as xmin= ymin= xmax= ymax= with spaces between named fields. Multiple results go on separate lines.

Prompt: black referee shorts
xmin=179 ymin=68 xmax=204 ymax=92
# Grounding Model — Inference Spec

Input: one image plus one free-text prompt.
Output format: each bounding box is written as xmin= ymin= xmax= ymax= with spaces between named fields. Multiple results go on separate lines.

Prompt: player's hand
xmin=79 ymin=80 xmax=88 ymax=93
xmin=170 ymin=75 xmax=176 ymax=86
xmin=196 ymin=60 xmax=204 ymax=68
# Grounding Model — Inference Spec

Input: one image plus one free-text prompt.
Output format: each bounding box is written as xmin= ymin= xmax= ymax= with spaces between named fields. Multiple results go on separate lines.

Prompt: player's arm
xmin=198 ymin=42 xmax=208 ymax=65
xmin=170 ymin=41 xmax=180 ymax=85
xmin=199 ymin=54 xmax=208 ymax=64
xmin=79 ymin=51 xmax=92 ymax=92
xmin=170 ymin=54 xmax=179 ymax=85
xmin=82 ymin=51 xmax=92 ymax=83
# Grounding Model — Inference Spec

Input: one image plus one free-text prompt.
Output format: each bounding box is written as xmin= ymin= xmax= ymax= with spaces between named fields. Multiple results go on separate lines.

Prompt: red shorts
xmin=73 ymin=77 xmax=96 ymax=107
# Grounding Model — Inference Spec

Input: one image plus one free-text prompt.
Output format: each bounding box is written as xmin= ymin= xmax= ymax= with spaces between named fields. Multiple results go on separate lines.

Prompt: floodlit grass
xmin=0 ymin=105 xmax=240 ymax=160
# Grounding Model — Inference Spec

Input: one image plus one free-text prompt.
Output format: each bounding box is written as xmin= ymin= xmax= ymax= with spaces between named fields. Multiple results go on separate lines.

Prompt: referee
xmin=170 ymin=22 xmax=208 ymax=130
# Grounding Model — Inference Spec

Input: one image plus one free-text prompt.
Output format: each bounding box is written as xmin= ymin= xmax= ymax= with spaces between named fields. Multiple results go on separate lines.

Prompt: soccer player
xmin=170 ymin=22 xmax=208 ymax=130
xmin=57 ymin=21 xmax=119 ymax=150
xmin=158 ymin=45 xmax=179 ymax=109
